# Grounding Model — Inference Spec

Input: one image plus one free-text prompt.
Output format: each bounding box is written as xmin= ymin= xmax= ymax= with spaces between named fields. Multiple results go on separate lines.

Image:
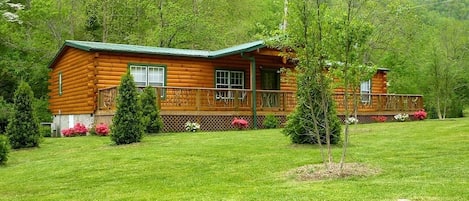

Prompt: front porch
xmin=95 ymin=86 xmax=424 ymax=131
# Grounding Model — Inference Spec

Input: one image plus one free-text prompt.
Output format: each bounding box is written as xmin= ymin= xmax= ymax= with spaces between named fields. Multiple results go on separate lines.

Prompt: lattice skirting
xmin=94 ymin=114 xmax=399 ymax=133
xmin=161 ymin=115 xmax=288 ymax=132
xmin=94 ymin=114 xmax=288 ymax=132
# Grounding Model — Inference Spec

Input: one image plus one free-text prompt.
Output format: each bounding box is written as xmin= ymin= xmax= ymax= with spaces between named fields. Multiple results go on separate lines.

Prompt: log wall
xmin=48 ymin=47 xmax=95 ymax=114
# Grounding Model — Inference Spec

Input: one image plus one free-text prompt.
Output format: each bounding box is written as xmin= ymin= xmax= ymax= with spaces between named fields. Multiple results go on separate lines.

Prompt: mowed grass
xmin=1 ymin=118 xmax=468 ymax=201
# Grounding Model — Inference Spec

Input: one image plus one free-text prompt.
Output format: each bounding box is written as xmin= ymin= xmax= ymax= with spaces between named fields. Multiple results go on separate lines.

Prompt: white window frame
xmin=360 ymin=79 xmax=371 ymax=103
xmin=129 ymin=64 xmax=166 ymax=97
xmin=58 ymin=72 xmax=63 ymax=96
xmin=215 ymin=70 xmax=245 ymax=100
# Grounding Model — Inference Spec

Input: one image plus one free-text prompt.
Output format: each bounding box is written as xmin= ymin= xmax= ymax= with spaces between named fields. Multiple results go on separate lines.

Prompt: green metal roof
xmin=49 ymin=40 xmax=266 ymax=68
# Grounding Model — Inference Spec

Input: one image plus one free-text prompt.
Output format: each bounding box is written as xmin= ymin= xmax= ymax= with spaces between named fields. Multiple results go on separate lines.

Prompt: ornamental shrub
xmin=394 ymin=113 xmax=409 ymax=122
xmin=231 ymin=118 xmax=248 ymax=129
xmin=413 ymin=109 xmax=427 ymax=120
xmin=282 ymin=94 xmax=341 ymax=144
xmin=61 ymin=123 xmax=88 ymax=137
xmin=371 ymin=116 xmax=387 ymax=123
xmin=5 ymin=81 xmax=41 ymax=149
xmin=263 ymin=114 xmax=280 ymax=129
xmin=184 ymin=121 xmax=200 ymax=132
xmin=95 ymin=123 xmax=110 ymax=136
xmin=61 ymin=128 xmax=75 ymax=137
xmin=0 ymin=135 xmax=9 ymax=165
xmin=140 ymin=86 xmax=163 ymax=134
xmin=111 ymin=71 xmax=144 ymax=145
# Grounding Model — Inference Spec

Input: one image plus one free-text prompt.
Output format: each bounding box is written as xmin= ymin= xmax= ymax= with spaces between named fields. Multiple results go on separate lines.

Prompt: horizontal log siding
xmin=95 ymin=51 xmax=296 ymax=90
xmin=48 ymin=48 xmax=95 ymax=114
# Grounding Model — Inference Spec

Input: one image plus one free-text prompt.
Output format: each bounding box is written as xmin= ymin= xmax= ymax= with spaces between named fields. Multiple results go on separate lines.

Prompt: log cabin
xmin=48 ymin=40 xmax=423 ymax=133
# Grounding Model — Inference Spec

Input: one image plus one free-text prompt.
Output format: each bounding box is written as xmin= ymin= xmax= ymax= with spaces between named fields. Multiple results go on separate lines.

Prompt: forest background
xmin=0 ymin=0 xmax=468 ymax=129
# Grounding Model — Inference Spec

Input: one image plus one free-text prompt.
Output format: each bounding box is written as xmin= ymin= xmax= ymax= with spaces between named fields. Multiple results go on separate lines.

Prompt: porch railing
xmin=97 ymin=86 xmax=423 ymax=114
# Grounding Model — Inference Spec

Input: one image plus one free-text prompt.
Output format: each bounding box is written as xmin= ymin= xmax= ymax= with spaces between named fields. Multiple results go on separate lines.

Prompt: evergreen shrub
xmin=263 ymin=114 xmax=280 ymax=129
xmin=140 ymin=86 xmax=163 ymax=134
xmin=111 ymin=71 xmax=144 ymax=145
xmin=6 ymin=81 xmax=41 ymax=149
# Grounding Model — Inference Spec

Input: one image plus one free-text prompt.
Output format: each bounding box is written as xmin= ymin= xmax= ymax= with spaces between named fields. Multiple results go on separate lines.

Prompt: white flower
xmin=394 ymin=113 xmax=409 ymax=122
xmin=345 ymin=117 xmax=359 ymax=125
xmin=184 ymin=121 xmax=200 ymax=132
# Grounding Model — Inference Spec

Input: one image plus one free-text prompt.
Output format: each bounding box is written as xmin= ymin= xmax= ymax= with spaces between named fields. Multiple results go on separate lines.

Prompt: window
xmin=360 ymin=80 xmax=371 ymax=103
xmin=129 ymin=64 xmax=166 ymax=97
xmin=215 ymin=70 xmax=244 ymax=99
xmin=58 ymin=72 xmax=63 ymax=96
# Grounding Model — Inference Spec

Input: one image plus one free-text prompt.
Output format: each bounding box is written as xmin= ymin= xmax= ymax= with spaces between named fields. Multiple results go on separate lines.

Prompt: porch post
xmin=241 ymin=52 xmax=257 ymax=129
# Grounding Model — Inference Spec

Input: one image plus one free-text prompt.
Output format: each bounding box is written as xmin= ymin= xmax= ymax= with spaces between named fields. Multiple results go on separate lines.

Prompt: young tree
xmin=111 ymin=71 xmax=144 ymax=145
xmin=140 ymin=86 xmax=163 ymax=134
xmin=282 ymin=0 xmax=342 ymax=168
xmin=6 ymin=81 xmax=41 ymax=149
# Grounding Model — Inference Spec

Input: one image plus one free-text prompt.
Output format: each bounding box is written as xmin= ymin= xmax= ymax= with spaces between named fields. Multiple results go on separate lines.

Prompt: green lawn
xmin=1 ymin=118 xmax=468 ymax=201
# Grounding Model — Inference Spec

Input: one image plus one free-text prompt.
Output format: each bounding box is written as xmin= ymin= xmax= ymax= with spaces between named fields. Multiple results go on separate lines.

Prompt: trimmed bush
xmin=5 ymin=81 xmax=41 ymax=149
xmin=0 ymin=135 xmax=9 ymax=165
xmin=283 ymin=94 xmax=341 ymax=144
xmin=140 ymin=86 xmax=163 ymax=134
xmin=111 ymin=71 xmax=144 ymax=145
xmin=263 ymin=114 xmax=280 ymax=129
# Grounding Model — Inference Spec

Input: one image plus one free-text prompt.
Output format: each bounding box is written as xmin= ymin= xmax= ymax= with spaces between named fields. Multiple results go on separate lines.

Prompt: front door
xmin=261 ymin=69 xmax=280 ymax=107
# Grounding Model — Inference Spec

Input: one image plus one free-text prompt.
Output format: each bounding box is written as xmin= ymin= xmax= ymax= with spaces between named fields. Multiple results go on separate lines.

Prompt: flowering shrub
xmin=95 ymin=123 xmax=110 ymax=136
xmin=73 ymin=123 xmax=88 ymax=135
xmin=61 ymin=128 xmax=76 ymax=137
xmin=344 ymin=117 xmax=359 ymax=125
xmin=413 ymin=109 xmax=427 ymax=120
xmin=394 ymin=113 xmax=409 ymax=122
xmin=371 ymin=116 xmax=387 ymax=123
xmin=185 ymin=121 xmax=200 ymax=132
xmin=61 ymin=123 xmax=89 ymax=137
xmin=231 ymin=118 xmax=249 ymax=129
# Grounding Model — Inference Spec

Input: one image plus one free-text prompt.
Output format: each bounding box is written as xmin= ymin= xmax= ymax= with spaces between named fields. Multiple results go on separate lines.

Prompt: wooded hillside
xmin=1 ymin=0 xmax=468 ymax=121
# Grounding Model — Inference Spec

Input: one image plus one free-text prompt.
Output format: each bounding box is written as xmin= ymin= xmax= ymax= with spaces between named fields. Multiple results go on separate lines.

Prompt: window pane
xmin=215 ymin=70 xmax=230 ymax=88
xmin=148 ymin=67 xmax=164 ymax=86
xmin=130 ymin=65 xmax=147 ymax=86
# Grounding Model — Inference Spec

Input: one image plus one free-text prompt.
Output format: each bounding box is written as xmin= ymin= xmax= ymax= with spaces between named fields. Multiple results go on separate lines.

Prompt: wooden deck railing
xmin=97 ymin=86 xmax=423 ymax=114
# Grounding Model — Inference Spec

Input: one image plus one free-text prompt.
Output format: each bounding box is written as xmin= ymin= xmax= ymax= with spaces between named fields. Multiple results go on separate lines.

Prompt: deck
xmin=97 ymin=86 xmax=424 ymax=115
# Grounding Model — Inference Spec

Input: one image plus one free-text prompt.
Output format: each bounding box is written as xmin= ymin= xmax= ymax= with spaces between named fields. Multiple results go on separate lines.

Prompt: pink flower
xmin=61 ymin=128 xmax=75 ymax=137
xmin=61 ymin=123 xmax=89 ymax=137
xmin=231 ymin=118 xmax=249 ymax=129
xmin=413 ymin=109 xmax=427 ymax=120
xmin=73 ymin=123 xmax=88 ymax=135
xmin=95 ymin=123 xmax=110 ymax=136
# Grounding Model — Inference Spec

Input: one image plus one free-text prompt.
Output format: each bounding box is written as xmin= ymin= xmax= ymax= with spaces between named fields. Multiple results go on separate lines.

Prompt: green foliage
xmin=39 ymin=126 xmax=51 ymax=137
xmin=0 ymin=97 xmax=13 ymax=134
xmin=0 ymin=67 xmax=17 ymax=103
xmin=5 ymin=81 xmax=41 ymax=149
xmin=262 ymin=114 xmax=280 ymax=129
xmin=140 ymin=86 xmax=163 ymax=134
xmin=281 ymin=0 xmax=341 ymax=145
xmin=33 ymin=97 xmax=52 ymax=123
xmin=283 ymin=98 xmax=342 ymax=145
xmin=0 ymin=135 xmax=9 ymax=165
xmin=111 ymin=71 xmax=144 ymax=145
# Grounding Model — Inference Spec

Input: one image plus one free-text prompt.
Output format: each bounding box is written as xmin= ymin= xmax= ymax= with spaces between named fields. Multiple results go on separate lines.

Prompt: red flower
xmin=413 ymin=109 xmax=427 ymax=120
xmin=95 ymin=123 xmax=110 ymax=136
xmin=231 ymin=118 xmax=249 ymax=129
